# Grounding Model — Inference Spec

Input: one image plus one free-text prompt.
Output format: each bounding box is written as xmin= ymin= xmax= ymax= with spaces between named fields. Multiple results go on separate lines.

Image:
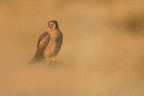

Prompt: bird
xmin=30 ymin=20 xmax=63 ymax=64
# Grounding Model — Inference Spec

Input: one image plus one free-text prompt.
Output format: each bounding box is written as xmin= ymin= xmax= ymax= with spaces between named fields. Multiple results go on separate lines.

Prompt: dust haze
xmin=0 ymin=0 xmax=144 ymax=96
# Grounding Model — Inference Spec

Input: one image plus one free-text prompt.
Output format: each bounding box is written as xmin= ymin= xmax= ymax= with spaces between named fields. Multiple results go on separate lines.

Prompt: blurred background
xmin=0 ymin=0 xmax=144 ymax=96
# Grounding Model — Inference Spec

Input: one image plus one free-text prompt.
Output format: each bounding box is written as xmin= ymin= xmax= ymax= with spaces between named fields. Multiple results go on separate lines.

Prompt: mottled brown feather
xmin=33 ymin=32 xmax=50 ymax=62
xmin=30 ymin=20 xmax=63 ymax=64
xmin=49 ymin=31 xmax=63 ymax=57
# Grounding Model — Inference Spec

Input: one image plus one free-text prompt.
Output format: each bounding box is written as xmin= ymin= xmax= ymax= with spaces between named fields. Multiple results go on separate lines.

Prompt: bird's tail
xmin=29 ymin=56 xmax=42 ymax=64
xmin=29 ymin=57 xmax=37 ymax=64
xmin=29 ymin=51 xmax=44 ymax=64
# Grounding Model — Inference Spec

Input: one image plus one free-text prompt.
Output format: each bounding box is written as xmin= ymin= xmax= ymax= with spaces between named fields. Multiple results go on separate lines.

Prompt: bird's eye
xmin=49 ymin=23 xmax=54 ymax=27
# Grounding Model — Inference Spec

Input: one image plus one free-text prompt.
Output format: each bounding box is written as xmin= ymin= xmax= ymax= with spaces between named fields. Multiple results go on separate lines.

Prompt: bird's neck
xmin=46 ymin=28 xmax=60 ymax=33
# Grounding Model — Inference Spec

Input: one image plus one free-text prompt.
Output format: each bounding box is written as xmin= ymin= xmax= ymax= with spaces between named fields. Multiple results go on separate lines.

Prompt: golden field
xmin=0 ymin=0 xmax=144 ymax=96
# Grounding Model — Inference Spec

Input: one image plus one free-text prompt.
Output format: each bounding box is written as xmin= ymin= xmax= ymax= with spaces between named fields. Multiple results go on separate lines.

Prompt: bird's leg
xmin=46 ymin=58 xmax=50 ymax=63
xmin=48 ymin=58 xmax=55 ymax=65
xmin=42 ymin=57 xmax=49 ymax=64
xmin=52 ymin=57 xmax=55 ymax=62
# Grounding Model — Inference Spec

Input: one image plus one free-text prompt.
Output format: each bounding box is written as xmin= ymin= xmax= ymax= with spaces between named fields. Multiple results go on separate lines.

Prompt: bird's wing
xmin=34 ymin=32 xmax=50 ymax=59
xmin=54 ymin=32 xmax=63 ymax=54
xmin=57 ymin=31 xmax=63 ymax=45
xmin=55 ymin=31 xmax=63 ymax=52
xmin=37 ymin=32 xmax=50 ymax=49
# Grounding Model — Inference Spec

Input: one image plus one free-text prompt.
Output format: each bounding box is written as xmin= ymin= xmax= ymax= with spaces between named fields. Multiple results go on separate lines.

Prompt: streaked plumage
xmin=30 ymin=20 xmax=63 ymax=64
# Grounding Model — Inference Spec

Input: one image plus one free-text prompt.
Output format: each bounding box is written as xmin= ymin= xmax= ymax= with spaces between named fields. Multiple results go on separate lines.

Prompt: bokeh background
xmin=0 ymin=0 xmax=144 ymax=96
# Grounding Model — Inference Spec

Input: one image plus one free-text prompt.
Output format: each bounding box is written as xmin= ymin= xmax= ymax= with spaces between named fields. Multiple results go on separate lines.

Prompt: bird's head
xmin=47 ymin=20 xmax=58 ymax=29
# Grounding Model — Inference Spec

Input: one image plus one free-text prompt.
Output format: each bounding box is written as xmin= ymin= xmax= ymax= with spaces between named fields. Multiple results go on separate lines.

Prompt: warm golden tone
xmin=30 ymin=20 xmax=63 ymax=64
xmin=1 ymin=1 xmax=144 ymax=96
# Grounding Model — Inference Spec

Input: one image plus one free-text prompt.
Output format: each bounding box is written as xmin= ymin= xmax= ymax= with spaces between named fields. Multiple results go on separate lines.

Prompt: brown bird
xmin=30 ymin=20 xmax=63 ymax=64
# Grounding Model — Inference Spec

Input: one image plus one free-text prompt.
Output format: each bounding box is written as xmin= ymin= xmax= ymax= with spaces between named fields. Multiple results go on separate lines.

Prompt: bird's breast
xmin=44 ymin=30 xmax=60 ymax=58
